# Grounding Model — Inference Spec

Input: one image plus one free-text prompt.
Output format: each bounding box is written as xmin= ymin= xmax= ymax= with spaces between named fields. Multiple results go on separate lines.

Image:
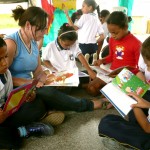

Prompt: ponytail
xmin=96 ymin=5 xmax=100 ymax=17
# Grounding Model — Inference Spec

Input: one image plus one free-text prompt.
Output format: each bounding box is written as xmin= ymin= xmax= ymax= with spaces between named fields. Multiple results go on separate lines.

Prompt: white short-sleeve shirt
xmin=42 ymin=40 xmax=81 ymax=71
xmin=76 ymin=13 xmax=104 ymax=44
xmin=102 ymin=22 xmax=109 ymax=38
xmin=0 ymin=70 xmax=13 ymax=107
xmin=138 ymin=54 xmax=150 ymax=83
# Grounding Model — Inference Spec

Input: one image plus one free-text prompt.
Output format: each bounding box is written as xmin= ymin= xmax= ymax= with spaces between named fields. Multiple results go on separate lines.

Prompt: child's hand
xmin=93 ymin=59 xmax=103 ymax=66
xmin=128 ymin=92 xmax=150 ymax=109
xmin=0 ymin=108 xmax=8 ymax=124
xmin=64 ymin=9 xmax=69 ymax=16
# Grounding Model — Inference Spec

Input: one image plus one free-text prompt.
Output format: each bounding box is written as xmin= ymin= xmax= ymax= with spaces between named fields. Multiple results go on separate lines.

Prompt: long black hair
xmin=58 ymin=23 xmax=77 ymax=41
xmin=12 ymin=5 xmax=49 ymax=31
xmin=107 ymin=11 xmax=129 ymax=28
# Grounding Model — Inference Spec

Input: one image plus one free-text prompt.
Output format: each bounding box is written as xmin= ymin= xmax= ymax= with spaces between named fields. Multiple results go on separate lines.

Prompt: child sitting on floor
xmin=42 ymin=23 xmax=96 ymax=86
xmin=0 ymin=37 xmax=54 ymax=149
xmin=98 ymin=36 xmax=150 ymax=150
xmin=86 ymin=11 xmax=141 ymax=96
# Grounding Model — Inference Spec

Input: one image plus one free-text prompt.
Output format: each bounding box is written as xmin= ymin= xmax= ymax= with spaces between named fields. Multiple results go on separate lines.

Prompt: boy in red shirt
xmin=87 ymin=11 xmax=141 ymax=97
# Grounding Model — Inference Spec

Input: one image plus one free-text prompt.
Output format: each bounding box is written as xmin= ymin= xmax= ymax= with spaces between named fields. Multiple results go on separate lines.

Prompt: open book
xmin=45 ymin=68 xmax=79 ymax=87
xmin=100 ymin=68 xmax=150 ymax=118
xmin=3 ymin=78 xmax=39 ymax=116
xmin=90 ymin=65 xmax=135 ymax=77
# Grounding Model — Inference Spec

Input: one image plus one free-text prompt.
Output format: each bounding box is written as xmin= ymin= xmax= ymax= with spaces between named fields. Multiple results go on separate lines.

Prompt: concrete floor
xmin=21 ymin=56 xmax=141 ymax=150
xmin=22 ymin=87 xmax=131 ymax=150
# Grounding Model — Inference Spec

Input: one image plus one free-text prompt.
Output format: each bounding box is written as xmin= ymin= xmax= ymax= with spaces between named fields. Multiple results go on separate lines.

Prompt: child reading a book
xmin=137 ymin=36 xmax=150 ymax=103
xmin=0 ymin=37 xmax=54 ymax=149
xmin=99 ymin=92 xmax=150 ymax=150
xmin=98 ymin=36 xmax=150 ymax=150
xmin=87 ymin=11 xmax=141 ymax=96
xmin=42 ymin=23 xmax=96 ymax=80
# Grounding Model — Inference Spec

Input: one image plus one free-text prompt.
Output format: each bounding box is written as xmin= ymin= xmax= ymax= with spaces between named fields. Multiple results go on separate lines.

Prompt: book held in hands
xmin=45 ymin=68 xmax=79 ymax=87
xmin=100 ymin=68 xmax=150 ymax=118
xmin=3 ymin=78 xmax=39 ymax=116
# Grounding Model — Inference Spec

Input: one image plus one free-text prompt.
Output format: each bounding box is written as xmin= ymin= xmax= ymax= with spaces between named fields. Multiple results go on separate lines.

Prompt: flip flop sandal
xmin=101 ymin=101 xmax=111 ymax=109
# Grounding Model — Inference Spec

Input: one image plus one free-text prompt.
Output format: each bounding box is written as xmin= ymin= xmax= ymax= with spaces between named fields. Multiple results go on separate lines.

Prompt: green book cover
xmin=112 ymin=68 xmax=150 ymax=97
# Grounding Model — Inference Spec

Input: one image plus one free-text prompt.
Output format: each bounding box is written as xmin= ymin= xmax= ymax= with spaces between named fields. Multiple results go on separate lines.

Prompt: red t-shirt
xmin=104 ymin=32 xmax=141 ymax=74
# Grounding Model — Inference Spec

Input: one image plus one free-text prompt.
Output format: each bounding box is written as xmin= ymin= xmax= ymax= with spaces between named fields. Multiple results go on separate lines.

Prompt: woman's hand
xmin=128 ymin=92 xmax=150 ymax=109
xmin=45 ymin=74 xmax=55 ymax=85
xmin=0 ymin=108 xmax=8 ymax=124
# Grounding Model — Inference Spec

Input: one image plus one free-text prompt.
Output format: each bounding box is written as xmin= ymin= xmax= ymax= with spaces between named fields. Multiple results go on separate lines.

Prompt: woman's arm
xmin=5 ymin=39 xmax=33 ymax=87
xmin=12 ymin=77 xmax=33 ymax=87
xmin=78 ymin=53 xmax=96 ymax=79
xmin=33 ymin=56 xmax=47 ymax=87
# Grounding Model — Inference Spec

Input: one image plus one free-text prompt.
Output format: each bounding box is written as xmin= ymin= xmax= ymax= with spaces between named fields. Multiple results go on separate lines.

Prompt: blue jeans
xmin=36 ymin=86 xmax=94 ymax=112
xmin=3 ymin=86 xmax=93 ymax=128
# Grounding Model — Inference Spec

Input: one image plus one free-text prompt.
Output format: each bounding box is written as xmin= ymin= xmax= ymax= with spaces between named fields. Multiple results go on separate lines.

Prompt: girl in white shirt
xmin=42 ymin=23 xmax=96 ymax=80
xmin=65 ymin=0 xmax=104 ymax=64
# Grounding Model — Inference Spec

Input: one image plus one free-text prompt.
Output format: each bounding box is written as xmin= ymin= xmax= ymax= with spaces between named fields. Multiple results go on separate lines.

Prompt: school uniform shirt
xmin=76 ymin=13 xmax=104 ymax=44
xmin=104 ymin=32 xmax=141 ymax=74
xmin=102 ymin=22 xmax=109 ymax=38
xmin=42 ymin=40 xmax=81 ymax=71
xmin=0 ymin=70 xmax=13 ymax=107
xmin=138 ymin=54 xmax=150 ymax=83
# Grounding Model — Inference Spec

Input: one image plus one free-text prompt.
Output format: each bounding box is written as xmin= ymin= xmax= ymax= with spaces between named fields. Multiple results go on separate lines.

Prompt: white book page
xmin=44 ymin=68 xmax=79 ymax=86
xmin=90 ymin=66 xmax=110 ymax=75
xmin=79 ymin=71 xmax=89 ymax=77
xmin=101 ymin=83 xmax=137 ymax=116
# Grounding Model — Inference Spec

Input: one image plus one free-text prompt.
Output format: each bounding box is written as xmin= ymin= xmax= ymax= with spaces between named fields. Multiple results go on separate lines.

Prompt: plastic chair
xmin=112 ymin=6 xmax=128 ymax=15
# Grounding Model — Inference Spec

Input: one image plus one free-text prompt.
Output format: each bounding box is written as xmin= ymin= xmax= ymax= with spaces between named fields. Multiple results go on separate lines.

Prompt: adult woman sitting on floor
xmin=4 ymin=5 xmax=105 ymax=124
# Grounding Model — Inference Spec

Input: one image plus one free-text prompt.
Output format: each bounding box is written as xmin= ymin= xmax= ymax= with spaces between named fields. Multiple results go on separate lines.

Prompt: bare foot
xmin=92 ymin=99 xmax=103 ymax=109
xmin=92 ymin=98 xmax=113 ymax=110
